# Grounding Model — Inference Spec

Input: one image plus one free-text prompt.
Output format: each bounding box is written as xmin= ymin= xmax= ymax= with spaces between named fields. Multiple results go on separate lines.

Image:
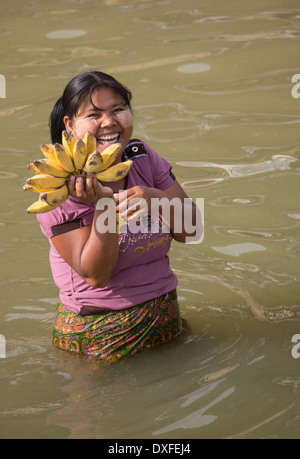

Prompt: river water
xmin=0 ymin=0 xmax=299 ymax=440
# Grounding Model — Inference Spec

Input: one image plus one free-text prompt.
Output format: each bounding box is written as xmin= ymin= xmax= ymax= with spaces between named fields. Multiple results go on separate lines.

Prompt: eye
xmin=113 ymin=106 xmax=127 ymax=114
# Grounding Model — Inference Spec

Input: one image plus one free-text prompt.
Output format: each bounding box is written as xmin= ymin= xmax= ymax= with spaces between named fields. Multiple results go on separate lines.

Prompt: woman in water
xmin=36 ymin=70 xmax=202 ymax=362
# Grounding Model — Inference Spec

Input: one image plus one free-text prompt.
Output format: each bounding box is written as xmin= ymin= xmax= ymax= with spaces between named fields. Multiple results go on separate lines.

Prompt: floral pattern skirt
xmin=53 ymin=290 xmax=182 ymax=363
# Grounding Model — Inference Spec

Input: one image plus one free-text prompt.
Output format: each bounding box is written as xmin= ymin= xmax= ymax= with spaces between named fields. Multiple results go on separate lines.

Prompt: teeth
xmin=98 ymin=134 xmax=119 ymax=144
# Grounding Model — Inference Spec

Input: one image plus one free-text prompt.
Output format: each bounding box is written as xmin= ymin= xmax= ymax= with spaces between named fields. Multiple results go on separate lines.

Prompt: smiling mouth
xmin=97 ymin=133 xmax=120 ymax=146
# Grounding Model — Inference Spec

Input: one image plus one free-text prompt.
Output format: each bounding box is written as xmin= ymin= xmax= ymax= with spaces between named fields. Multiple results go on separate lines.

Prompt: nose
xmin=99 ymin=111 xmax=116 ymax=128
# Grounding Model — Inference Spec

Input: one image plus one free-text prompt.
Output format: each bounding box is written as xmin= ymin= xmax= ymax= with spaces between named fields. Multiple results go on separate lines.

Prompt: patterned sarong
xmin=53 ymin=290 xmax=182 ymax=363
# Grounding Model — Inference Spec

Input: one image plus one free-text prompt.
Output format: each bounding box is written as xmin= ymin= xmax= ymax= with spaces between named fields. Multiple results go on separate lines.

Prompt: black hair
xmin=49 ymin=71 xmax=132 ymax=144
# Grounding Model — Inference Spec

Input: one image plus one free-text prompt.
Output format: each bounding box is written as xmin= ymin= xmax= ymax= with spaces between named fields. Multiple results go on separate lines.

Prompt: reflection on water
xmin=178 ymin=152 xmax=297 ymax=185
xmin=174 ymin=269 xmax=297 ymax=322
xmin=153 ymin=387 xmax=235 ymax=434
xmin=0 ymin=0 xmax=299 ymax=440
xmin=165 ymin=30 xmax=299 ymax=43
xmin=106 ymin=49 xmax=227 ymax=73
xmin=46 ymin=29 xmax=87 ymax=39
xmin=177 ymin=63 xmax=211 ymax=74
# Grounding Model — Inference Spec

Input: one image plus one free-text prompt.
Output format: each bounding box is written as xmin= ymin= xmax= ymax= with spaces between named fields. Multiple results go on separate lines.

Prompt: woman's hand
xmin=68 ymin=173 xmax=114 ymax=204
xmin=114 ymin=182 xmax=203 ymax=243
xmin=114 ymin=186 xmax=158 ymax=221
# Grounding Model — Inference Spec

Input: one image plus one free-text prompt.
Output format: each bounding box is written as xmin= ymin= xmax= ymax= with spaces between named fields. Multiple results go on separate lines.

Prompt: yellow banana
xmin=97 ymin=143 xmax=122 ymax=172
xmin=25 ymin=133 xmax=133 ymax=213
xmin=27 ymin=199 xmax=59 ymax=214
xmin=40 ymin=184 xmax=69 ymax=207
xmin=23 ymin=174 xmax=66 ymax=192
xmin=40 ymin=144 xmax=56 ymax=161
xmin=83 ymin=132 xmax=97 ymax=155
xmin=27 ymin=159 xmax=69 ymax=178
xmin=27 ymin=162 xmax=42 ymax=175
xmin=73 ymin=139 xmax=87 ymax=171
xmin=83 ymin=150 xmax=103 ymax=173
xmin=54 ymin=143 xmax=75 ymax=173
xmin=62 ymin=130 xmax=76 ymax=159
xmin=116 ymin=212 xmax=128 ymax=234
xmin=96 ymin=160 xmax=132 ymax=182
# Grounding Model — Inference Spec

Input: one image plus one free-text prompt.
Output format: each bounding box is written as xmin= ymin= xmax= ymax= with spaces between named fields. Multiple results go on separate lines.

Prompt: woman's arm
xmin=114 ymin=180 xmax=203 ymax=243
xmin=51 ymin=174 xmax=119 ymax=288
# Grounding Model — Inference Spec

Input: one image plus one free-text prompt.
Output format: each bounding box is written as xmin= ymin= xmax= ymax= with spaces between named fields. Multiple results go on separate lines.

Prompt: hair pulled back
xmin=49 ymin=71 xmax=132 ymax=144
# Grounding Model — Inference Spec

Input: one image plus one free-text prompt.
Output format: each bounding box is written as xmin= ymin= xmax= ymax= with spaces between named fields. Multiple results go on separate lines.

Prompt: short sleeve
xmin=144 ymin=143 xmax=176 ymax=190
xmin=36 ymin=197 xmax=94 ymax=239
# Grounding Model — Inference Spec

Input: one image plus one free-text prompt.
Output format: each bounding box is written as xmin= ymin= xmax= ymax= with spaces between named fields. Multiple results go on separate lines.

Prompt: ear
xmin=63 ymin=116 xmax=75 ymax=136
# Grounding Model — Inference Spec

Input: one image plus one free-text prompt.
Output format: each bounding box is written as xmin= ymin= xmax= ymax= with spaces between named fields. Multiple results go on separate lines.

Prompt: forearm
xmin=51 ymin=196 xmax=119 ymax=288
xmin=56 ymin=174 xmax=120 ymax=287
xmin=78 ymin=206 xmax=119 ymax=288
xmin=149 ymin=188 xmax=201 ymax=243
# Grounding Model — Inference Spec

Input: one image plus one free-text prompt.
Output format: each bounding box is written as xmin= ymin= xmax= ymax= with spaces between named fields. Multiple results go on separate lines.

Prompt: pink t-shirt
xmin=37 ymin=139 xmax=178 ymax=314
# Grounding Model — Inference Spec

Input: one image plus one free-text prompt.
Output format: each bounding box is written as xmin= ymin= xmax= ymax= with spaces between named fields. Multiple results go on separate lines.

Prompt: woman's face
xmin=64 ymin=86 xmax=133 ymax=155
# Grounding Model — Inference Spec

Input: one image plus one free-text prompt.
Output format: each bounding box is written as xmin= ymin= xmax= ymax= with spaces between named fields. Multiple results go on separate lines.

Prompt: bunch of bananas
xmin=24 ymin=131 xmax=132 ymax=213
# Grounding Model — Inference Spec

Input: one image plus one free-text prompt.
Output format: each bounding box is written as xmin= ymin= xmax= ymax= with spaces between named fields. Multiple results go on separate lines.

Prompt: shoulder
xmin=36 ymin=197 xmax=94 ymax=239
xmin=123 ymin=139 xmax=170 ymax=167
xmin=122 ymin=139 xmax=149 ymax=161
xmin=124 ymin=139 xmax=176 ymax=190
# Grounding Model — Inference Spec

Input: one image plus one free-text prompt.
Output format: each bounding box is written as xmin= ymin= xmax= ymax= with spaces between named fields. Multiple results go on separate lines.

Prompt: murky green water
xmin=0 ymin=0 xmax=299 ymax=439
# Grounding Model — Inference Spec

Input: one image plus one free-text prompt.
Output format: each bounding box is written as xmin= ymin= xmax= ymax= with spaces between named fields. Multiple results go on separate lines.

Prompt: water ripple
xmin=176 ymin=69 xmax=300 ymax=96
xmin=153 ymin=387 xmax=235 ymax=435
xmin=105 ymin=48 xmax=228 ymax=73
xmin=135 ymin=102 xmax=211 ymax=142
xmin=173 ymin=269 xmax=298 ymax=322
xmin=177 ymin=153 xmax=298 ymax=188
xmin=210 ymin=195 xmax=265 ymax=207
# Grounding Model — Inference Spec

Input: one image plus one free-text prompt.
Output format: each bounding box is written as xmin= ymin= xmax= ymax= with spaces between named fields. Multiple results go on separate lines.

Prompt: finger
xmin=91 ymin=175 xmax=103 ymax=200
xmin=115 ymin=190 xmax=129 ymax=204
xmin=86 ymin=173 xmax=103 ymax=201
xmin=84 ymin=173 xmax=95 ymax=198
xmin=127 ymin=208 xmax=145 ymax=222
xmin=130 ymin=198 xmax=148 ymax=216
xmin=120 ymin=198 xmax=148 ymax=219
xmin=118 ymin=196 xmax=136 ymax=216
xmin=115 ymin=190 xmax=129 ymax=212
xmin=75 ymin=176 xmax=87 ymax=199
xmin=118 ymin=201 xmax=128 ymax=214
xmin=93 ymin=174 xmax=102 ymax=193
xmin=114 ymin=193 xmax=120 ymax=205
xmin=67 ymin=175 xmax=76 ymax=195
